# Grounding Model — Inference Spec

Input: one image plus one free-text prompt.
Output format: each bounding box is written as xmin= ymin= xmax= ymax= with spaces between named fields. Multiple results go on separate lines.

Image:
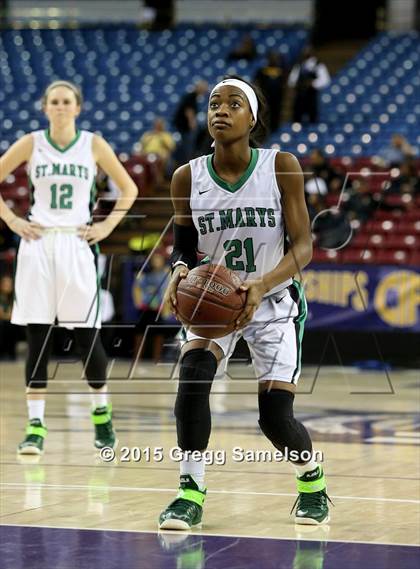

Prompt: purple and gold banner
xmin=303 ymin=264 xmax=420 ymax=332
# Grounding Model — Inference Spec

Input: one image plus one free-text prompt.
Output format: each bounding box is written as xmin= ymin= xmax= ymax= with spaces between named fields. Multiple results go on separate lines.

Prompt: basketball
xmin=176 ymin=264 xmax=247 ymax=338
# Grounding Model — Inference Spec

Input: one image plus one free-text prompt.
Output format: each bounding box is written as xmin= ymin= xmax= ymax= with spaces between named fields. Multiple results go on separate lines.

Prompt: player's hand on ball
xmin=78 ymin=221 xmax=113 ymax=245
xmin=163 ymin=265 xmax=189 ymax=318
xmin=8 ymin=217 xmax=44 ymax=241
xmin=235 ymin=279 xmax=267 ymax=329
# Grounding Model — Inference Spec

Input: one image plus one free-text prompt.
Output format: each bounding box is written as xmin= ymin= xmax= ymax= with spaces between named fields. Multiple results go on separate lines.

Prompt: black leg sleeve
xmin=26 ymin=324 xmax=53 ymax=389
xmin=73 ymin=328 xmax=108 ymax=389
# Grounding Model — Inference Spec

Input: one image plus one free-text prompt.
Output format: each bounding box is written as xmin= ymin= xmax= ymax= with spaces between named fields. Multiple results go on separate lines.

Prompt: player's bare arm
xmin=0 ymin=134 xmax=44 ymax=240
xmin=266 ymin=151 xmax=312 ymax=286
xmin=78 ymin=134 xmax=138 ymax=245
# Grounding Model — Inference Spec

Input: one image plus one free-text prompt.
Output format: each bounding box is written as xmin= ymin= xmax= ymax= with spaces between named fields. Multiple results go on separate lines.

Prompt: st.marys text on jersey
xmin=197 ymin=206 xmax=277 ymax=235
xmin=190 ymin=148 xmax=291 ymax=292
xmin=34 ymin=163 xmax=90 ymax=180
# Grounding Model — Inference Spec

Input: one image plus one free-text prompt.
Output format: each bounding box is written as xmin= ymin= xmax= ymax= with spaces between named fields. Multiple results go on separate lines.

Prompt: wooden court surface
xmin=0 ymin=360 xmax=419 ymax=548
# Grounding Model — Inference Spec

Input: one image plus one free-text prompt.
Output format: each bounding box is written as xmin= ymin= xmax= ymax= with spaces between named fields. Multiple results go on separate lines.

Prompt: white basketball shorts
xmin=12 ymin=229 xmax=101 ymax=329
xmin=184 ymin=280 xmax=307 ymax=384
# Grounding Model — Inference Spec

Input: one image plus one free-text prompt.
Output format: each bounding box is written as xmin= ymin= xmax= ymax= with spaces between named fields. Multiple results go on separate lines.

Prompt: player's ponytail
xmin=222 ymin=75 xmax=269 ymax=147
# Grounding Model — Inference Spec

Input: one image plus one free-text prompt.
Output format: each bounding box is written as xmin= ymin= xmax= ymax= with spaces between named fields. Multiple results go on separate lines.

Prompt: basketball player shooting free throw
xmin=158 ymin=76 xmax=331 ymax=530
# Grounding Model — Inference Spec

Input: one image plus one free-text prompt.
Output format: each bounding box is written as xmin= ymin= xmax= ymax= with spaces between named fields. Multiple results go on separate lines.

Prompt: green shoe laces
xmin=291 ymin=489 xmax=334 ymax=515
xmin=167 ymin=498 xmax=202 ymax=520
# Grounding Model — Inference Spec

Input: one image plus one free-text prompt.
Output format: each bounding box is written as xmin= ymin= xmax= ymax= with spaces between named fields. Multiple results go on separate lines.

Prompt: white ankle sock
xmin=27 ymin=399 xmax=45 ymax=422
xmin=180 ymin=454 xmax=206 ymax=490
xmin=90 ymin=389 xmax=108 ymax=409
xmin=293 ymin=459 xmax=320 ymax=478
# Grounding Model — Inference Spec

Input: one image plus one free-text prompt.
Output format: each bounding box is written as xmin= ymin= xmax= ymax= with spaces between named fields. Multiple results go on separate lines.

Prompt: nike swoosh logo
xmin=198 ymin=188 xmax=212 ymax=195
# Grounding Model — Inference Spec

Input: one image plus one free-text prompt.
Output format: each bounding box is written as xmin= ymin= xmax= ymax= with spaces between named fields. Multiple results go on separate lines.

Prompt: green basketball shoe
xmin=159 ymin=474 xmax=206 ymax=530
xmin=292 ymin=467 xmax=332 ymax=525
xmin=17 ymin=419 xmax=47 ymax=455
xmin=91 ymin=404 xmax=116 ymax=449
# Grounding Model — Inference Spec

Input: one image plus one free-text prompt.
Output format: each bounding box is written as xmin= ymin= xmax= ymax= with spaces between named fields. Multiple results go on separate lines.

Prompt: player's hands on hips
xmin=163 ymin=265 xmax=189 ymax=319
xmin=235 ymin=279 xmax=268 ymax=329
xmin=78 ymin=220 xmax=113 ymax=245
xmin=7 ymin=217 xmax=44 ymax=241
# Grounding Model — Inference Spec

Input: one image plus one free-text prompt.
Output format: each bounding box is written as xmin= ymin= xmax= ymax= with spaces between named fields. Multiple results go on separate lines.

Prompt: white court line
xmin=1 ymin=482 xmax=419 ymax=505
xmin=365 ymin=437 xmax=420 ymax=444
xmin=0 ymin=522 xmax=418 ymax=548
xmin=395 ymin=432 xmax=420 ymax=438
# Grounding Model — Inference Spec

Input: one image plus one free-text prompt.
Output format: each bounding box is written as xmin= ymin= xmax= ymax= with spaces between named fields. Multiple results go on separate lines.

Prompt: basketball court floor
xmin=0 ymin=359 xmax=419 ymax=568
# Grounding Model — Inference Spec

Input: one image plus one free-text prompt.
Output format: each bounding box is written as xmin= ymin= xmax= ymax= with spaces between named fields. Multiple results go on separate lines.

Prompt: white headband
xmin=210 ymin=79 xmax=259 ymax=123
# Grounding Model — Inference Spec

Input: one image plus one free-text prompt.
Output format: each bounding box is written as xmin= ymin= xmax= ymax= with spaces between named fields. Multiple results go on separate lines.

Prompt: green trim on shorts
xmin=89 ymin=177 xmax=100 ymax=328
xmin=12 ymin=245 xmax=18 ymax=305
xmin=89 ymin=179 xmax=97 ymax=219
xmin=199 ymin=256 xmax=211 ymax=265
xmin=291 ymin=279 xmax=307 ymax=382
xmin=93 ymin=243 xmax=101 ymax=327
xmin=27 ymin=174 xmax=35 ymax=208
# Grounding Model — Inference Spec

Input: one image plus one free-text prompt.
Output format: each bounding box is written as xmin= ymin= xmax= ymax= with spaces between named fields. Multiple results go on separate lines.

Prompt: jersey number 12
xmin=50 ymin=183 xmax=73 ymax=209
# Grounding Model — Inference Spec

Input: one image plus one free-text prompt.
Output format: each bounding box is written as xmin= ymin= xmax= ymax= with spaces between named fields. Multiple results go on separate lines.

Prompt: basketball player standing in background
xmin=0 ymin=80 xmax=138 ymax=454
xmin=158 ymin=76 xmax=331 ymax=530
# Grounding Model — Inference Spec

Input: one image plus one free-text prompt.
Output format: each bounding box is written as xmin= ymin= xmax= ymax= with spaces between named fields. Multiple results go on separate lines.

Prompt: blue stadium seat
xmin=2 ymin=27 xmax=418 ymax=155
xmin=271 ymin=31 xmax=419 ymax=155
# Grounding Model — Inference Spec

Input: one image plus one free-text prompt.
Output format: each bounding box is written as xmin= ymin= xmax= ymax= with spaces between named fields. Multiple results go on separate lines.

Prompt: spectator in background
xmin=132 ymin=251 xmax=170 ymax=364
xmin=306 ymin=193 xmax=326 ymax=222
xmin=254 ymin=51 xmax=286 ymax=134
xmin=227 ymin=34 xmax=257 ymax=61
xmin=138 ymin=117 xmax=176 ymax=180
xmin=173 ymin=80 xmax=208 ymax=164
xmin=344 ymin=179 xmax=379 ymax=223
xmin=304 ymin=175 xmax=328 ymax=197
xmin=377 ymin=134 xmax=415 ymax=168
xmin=309 ymin=149 xmax=334 ymax=182
xmin=308 ymin=149 xmax=345 ymax=192
xmin=306 ymin=189 xmax=352 ymax=251
xmin=0 ymin=273 xmax=16 ymax=359
xmin=311 ymin=204 xmax=351 ymax=250
xmin=388 ymin=159 xmax=420 ymax=196
xmin=195 ymin=126 xmax=214 ymax=157
xmin=288 ymin=47 xmax=330 ymax=123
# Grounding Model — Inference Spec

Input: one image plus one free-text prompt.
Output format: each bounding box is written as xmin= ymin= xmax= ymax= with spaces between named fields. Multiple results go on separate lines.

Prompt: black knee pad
xmin=26 ymin=324 xmax=53 ymax=389
xmin=73 ymin=328 xmax=107 ymax=389
xmin=175 ymin=348 xmax=217 ymax=451
xmin=258 ymin=389 xmax=312 ymax=463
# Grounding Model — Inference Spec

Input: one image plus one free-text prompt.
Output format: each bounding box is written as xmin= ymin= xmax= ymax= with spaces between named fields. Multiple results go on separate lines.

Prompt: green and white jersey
xmin=189 ymin=148 xmax=292 ymax=296
xmin=27 ymin=129 xmax=97 ymax=226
